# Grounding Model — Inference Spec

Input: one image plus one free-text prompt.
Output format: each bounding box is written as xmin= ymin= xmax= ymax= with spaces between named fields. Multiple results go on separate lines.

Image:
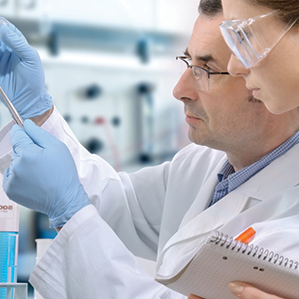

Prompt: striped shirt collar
xmin=218 ymin=130 xmax=299 ymax=193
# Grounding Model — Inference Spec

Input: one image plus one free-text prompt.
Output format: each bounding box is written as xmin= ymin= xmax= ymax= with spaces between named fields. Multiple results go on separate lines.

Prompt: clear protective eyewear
xmin=219 ymin=10 xmax=299 ymax=68
xmin=176 ymin=56 xmax=229 ymax=91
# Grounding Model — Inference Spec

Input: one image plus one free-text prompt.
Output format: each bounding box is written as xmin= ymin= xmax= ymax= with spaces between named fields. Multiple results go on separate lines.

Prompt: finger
xmin=3 ymin=164 xmax=11 ymax=180
xmin=10 ymin=123 xmax=34 ymax=154
xmin=188 ymin=295 xmax=203 ymax=299
xmin=23 ymin=119 xmax=57 ymax=147
xmin=0 ymin=17 xmax=23 ymax=38
xmin=228 ymin=282 xmax=282 ymax=299
xmin=2 ymin=155 xmax=19 ymax=199
xmin=3 ymin=165 xmax=13 ymax=192
xmin=0 ymin=20 xmax=37 ymax=62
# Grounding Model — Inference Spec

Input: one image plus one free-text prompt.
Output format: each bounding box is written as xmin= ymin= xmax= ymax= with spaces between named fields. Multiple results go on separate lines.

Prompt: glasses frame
xmin=219 ymin=10 xmax=299 ymax=68
xmin=176 ymin=56 xmax=230 ymax=91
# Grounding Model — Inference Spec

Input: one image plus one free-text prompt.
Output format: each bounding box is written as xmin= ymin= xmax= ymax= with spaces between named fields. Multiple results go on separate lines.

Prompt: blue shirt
xmin=209 ymin=131 xmax=299 ymax=207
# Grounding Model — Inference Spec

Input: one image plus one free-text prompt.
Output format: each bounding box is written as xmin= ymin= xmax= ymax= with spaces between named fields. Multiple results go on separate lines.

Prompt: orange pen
xmin=235 ymin=227 xmax=256 ymax=244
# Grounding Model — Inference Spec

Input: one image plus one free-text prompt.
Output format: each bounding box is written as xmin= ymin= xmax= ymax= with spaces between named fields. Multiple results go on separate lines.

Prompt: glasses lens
xmin=193 ymin=67 xmax=209 ymax=91
xmin=176 ymin=57 xmax=188 ymax=76
xmin=220 ymin=24 xmax=258 ymax=68
xmin=176 ymin=57 xmax=209 ymax=91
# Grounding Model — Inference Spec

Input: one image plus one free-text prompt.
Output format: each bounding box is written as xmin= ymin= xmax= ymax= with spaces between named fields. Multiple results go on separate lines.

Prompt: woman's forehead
xmin=221 ymin=0 xmax=272 ymax=20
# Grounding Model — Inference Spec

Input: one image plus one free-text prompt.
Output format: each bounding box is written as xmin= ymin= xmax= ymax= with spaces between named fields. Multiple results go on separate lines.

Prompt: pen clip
xmin=0 ymin=87 xmax=24 ymax=129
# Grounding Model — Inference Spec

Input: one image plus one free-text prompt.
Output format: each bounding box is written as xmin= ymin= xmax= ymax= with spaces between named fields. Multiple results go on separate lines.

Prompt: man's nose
xmin=172 ymin=69 xmax=198 ymax=102
xmin=227 ymin=55 xmax=250 ymax=77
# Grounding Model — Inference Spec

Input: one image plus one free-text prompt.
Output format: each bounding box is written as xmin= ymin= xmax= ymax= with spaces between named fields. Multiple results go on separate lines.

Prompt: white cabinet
xmin=0 ymin=0 xmax=200 ymax=35
xmin=49 ymin=0 xmax=199 ymax=34
xmin=0 ymin=0 xmax=15 ymax=18
xmin=16 ymin=0 xmax=51 ymax=19
xmin=0 ymin=0 xmax=51 ymax=19
xmin=48 ymin=0 xmax=155 ymax=30
xmin=155 ymin=0 xmax=200 ymax=34
xmin=29 ymin=0 xmax=198 ymax=34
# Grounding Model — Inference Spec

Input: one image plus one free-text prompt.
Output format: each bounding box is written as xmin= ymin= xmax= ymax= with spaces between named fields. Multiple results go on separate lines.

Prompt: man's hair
xmin=198 ymin=0 xmax=223 ymax=17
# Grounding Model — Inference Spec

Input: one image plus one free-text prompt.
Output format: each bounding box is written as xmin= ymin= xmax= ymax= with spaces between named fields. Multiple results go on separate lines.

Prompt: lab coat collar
xmin=157 ymin=144 xmax=299 ymax=277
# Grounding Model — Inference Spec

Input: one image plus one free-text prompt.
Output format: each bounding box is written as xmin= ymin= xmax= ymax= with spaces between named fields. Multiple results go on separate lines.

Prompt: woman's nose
xmin=227 ymin=55 xmax=250 ymax=77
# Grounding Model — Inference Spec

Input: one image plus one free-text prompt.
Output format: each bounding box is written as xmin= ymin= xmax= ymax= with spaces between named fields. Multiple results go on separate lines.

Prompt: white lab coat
xmin=0 ymin=106 xmax=299 ymax=299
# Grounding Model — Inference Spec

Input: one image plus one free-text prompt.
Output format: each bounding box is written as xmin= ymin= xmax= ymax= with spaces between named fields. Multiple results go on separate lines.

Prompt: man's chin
xmin=188 ymin=130 xmax=205 ymax=146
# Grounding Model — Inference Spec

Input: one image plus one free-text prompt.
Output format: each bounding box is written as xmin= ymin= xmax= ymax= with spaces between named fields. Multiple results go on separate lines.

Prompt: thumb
xmin=10 ymin=123 xmax=34 ymax=154
xmin=0 ymin=20 xmax=35 ymax=61
xmin=228 ymin=282 xmax=282 ymax=299
xmin=23 ymin=119 xmax=57 ymax=148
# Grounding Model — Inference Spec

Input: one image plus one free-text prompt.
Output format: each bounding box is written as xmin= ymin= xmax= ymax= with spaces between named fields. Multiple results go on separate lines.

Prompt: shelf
xmin=7 ymin=17 xmax=188 ymax=58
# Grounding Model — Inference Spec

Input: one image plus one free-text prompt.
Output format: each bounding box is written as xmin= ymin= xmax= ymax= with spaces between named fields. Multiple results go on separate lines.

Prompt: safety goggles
xmin=219 ymin=10 xmax=299 ymax=68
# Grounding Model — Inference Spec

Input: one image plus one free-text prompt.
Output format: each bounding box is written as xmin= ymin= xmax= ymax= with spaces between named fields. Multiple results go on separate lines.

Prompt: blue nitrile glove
xmin=0 ymin=17 xmax=52 ymax=119
xmin=3 ymin=120 xmax=91 ymax=228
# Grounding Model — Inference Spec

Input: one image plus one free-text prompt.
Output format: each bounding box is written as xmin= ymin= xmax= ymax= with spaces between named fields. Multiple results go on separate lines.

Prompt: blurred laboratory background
xmin=0 ymin=0 xmax=199 ymax=296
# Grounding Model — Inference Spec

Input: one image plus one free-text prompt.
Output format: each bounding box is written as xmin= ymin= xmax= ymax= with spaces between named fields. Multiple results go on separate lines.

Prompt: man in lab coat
xmin=0 ymin=1 xmax=298 ymax=299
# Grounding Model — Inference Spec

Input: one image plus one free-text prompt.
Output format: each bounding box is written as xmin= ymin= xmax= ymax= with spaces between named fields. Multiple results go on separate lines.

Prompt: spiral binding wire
xmin=211 ymin=231 xmax=299 ymax=270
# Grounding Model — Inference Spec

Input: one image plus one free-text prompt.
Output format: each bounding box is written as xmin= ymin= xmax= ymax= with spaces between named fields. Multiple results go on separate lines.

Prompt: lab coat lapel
xmin=156 ymin=191 xmax=251 ymax=276
xmin=168 ymin=143 xmax=299 ymax=248
xmin=178 ymin=154 xmax=227 ymax=228
xmin=160 ymin=191 xmax=251 ymax=257
xmin=157 ymin=155 xmax=253 ymax=277
xmin=233 ymin=143 xmax=299 ymax=200
xmin=157 ymin=144 xmax=299 ymax=276
xmin=165 ymin=153 xmax=250 ymax=249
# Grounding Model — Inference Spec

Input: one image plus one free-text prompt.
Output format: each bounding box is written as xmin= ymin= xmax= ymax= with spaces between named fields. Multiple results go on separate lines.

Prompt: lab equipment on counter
xmin=0 ymin=87 xmax=24 ymax=129
xmin=136 ymin=83 xmax=154 ymax=163
xmin=0 ymin=283 xmax=27 ymax=299
xmin=0 ymin=192 xmax=19 ymax=299
xmin=0 ymin=87 xmax=23 ymax=298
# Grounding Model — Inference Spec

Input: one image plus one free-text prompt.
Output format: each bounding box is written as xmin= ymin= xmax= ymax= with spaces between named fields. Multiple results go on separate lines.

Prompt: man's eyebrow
xmin=196 ymin=55 xmax=215 ymax=63
xmin=183 ymin=48 xmax=216 ymax=63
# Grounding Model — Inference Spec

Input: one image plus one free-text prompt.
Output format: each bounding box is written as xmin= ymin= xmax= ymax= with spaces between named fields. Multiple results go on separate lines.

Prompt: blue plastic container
xmin=0 ymin=192 xmax=19 ymax=299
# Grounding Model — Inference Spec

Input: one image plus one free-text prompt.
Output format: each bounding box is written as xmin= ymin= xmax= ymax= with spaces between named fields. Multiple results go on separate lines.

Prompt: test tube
xmin=0 ymin=191 xmax=19 ymax=299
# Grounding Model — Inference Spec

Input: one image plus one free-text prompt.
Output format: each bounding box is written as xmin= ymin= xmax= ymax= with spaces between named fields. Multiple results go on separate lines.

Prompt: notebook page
xmin=157 ymin=234 xmax=299 ymax=299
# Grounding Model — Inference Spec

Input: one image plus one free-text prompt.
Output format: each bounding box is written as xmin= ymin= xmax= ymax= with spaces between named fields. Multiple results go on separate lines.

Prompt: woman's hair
xmin=198 ymin=0 xmax=299 ymax=26
xmin=247 ymin=0 xmax=299 ymax=25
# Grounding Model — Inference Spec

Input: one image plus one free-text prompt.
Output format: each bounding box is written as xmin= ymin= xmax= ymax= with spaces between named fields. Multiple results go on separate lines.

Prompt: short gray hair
xmin=198 ymin=0 xmax=223 ymax=17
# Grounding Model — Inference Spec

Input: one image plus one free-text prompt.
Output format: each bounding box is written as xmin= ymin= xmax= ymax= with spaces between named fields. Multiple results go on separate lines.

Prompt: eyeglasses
xmin=176 ymin=56 xmax=229 ymax=91
xmin=219 ymin=10 xmax=299 ymax=68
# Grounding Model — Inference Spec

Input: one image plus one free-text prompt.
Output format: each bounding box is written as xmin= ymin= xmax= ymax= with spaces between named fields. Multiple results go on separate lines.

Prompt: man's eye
xmin=236 ymin=29 xmax=250 ymax=42
xmin=236 ymin=29 xmax=245 ymax=41
xmin=203 ymin=64 xmax=216 ymax=73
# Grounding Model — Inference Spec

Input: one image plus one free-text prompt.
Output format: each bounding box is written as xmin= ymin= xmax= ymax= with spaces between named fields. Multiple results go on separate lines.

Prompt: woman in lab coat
xmin=220 ymin=0 xmax=299 ymax=114
xmin=215 ymin=1 xmax=299 ymax=298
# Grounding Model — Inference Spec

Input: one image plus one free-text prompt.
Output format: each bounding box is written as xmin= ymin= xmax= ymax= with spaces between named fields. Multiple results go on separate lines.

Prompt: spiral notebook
xmin=155 ymin=231 xmax=299 ymax=299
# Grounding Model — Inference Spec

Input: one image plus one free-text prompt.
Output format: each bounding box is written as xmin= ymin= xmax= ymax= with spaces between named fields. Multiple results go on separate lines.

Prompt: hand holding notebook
xmin=155 ymin=231 xmax=299 ymax=299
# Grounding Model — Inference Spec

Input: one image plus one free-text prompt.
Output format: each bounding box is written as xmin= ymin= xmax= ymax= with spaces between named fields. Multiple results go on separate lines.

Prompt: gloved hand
xmin=0 ymin=17 xmax=52 ymax=119
xmin=3 ymin=120 xmax=91 ymax=228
